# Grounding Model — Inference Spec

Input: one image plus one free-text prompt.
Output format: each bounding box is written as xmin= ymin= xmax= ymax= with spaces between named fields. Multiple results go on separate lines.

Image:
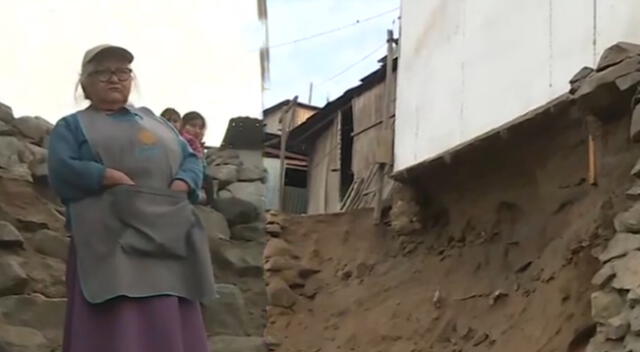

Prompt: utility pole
xmin=278 ymin=96 xmax=298 ymax=211
xmin=374 ymin=29 xmax=396 ymax=223
xmin=308 ymin=82 xmax=314 ymax=105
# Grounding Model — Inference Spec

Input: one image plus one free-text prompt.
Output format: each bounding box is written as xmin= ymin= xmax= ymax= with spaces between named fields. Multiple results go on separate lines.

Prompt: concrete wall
xmin=395 ymin=0 xmax=640 ymax=172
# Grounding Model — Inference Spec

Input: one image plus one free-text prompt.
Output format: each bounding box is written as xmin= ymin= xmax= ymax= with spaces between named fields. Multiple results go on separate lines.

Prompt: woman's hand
xmin=103 ymin=168 xmax=135 ymax=186
xmin=170 ymin=179 xmax=190 ymax=193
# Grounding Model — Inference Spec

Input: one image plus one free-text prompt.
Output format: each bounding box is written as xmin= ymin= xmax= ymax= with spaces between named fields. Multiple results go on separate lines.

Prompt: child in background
xmin=180 ymin=111 xmax=206 ymax=158
xmin=160 ymin=107 xmax=182 ymax=131
xmin=180 ymin=111 xmax=212 ymax=204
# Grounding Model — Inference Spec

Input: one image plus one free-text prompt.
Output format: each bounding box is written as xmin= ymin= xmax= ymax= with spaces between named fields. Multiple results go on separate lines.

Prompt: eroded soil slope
xmin=265 ymin=107 xmax=640 ymax=352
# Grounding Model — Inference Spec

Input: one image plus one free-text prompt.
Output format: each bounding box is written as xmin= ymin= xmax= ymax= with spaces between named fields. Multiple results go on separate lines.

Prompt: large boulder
xmin=196 ymin=206 xmax=231 ymax=241
xmin=237 ymin=165 xmax=267 ymax=183
xmin=0 ymin=178 xmax=65 ymax=232
xmin=208 ymin=165 xmax=239 ymax=188
xmin=209 ymin=237 xmax=264 ymax=278
xmin=11 ymin=116 xmax=53 ymax=145
xmin=208 ymin=149 xmax=242 ymax=167
xmin=209 ymin=336 xmax=267 ymax=352
xmin=0 ymin=102 xmax=13 ymax=124
xmin=0 ymin=294 xmax=66 ymax=342
xmin=20 ymin=253 xmax=66 ymax=298
xmin=220 ymin=182 xmax=266 ymax=213
xmin=213 ymin=197 xmax=261 ymax=227
xmin=0 ymin=256 xmax=28 ymax=296
xmin=230 ymin=222 xmax=265 ymax=242
xmin=0 ymin=324 xmax=50 ymax=352
xmin=202 ymin=284 xmax=250 ymax=337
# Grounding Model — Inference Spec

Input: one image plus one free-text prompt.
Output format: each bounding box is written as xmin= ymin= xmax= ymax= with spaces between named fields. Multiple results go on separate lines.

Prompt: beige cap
xmin=81 ymin=44 xmax=134 ymax=74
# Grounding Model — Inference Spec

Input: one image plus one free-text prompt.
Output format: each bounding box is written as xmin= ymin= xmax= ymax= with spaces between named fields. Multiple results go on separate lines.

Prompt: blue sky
xmin=264 ymin=0 xmax=400 ymax=108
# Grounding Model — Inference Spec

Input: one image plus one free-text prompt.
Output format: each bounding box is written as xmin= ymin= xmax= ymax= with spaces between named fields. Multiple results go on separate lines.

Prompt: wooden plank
xmin=340 ymin=178 xmax=359 ymax=211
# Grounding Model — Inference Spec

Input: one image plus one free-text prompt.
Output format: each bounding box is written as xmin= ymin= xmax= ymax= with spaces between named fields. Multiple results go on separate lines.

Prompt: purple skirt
xmin=63 ymin=244 xmax=210 ymax=352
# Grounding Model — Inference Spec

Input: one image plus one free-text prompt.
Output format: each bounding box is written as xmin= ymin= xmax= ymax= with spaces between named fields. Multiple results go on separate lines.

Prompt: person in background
xmin=180 ymin=111 xmax=213 ymax=205
xmin=48 ymin=44 xmax=215 ymax=352
xmin=160 ymin=107 xmax=182 ymax=131
xmin=180 ymin=111 xmax=206 ymax=158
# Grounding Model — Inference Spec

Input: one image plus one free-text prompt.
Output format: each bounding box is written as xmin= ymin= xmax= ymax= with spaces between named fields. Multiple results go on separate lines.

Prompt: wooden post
xmin=586 ymin=114 xmax=602 ymax=186
xmin=279 ymin=97 xmax=298 ymax=211
xmin=374 ymin=29 xmax=396 ymax=223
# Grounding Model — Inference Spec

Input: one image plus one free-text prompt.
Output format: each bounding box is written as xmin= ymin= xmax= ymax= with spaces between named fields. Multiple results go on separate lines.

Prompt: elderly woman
xmin=48 ymin=44 xmax=216 ymax=352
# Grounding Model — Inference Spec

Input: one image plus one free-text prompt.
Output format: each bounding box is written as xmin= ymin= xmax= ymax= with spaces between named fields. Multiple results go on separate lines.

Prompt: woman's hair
xmin=181 ymin=111 xmax=207 ymax=129
xmin=160 ymin=108 xmax=181 ymax=121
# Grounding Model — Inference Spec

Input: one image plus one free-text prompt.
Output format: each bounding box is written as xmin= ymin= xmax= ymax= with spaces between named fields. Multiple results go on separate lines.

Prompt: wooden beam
xmin=585 ymin=114 xmax=602 ymax=186
xmin=588 ymin=134 xmax=596 ymax=185
xmin=279 ymin=96 xmax=298 ymax=211
xmin=374 ymin=29 xmax=396 ymax=223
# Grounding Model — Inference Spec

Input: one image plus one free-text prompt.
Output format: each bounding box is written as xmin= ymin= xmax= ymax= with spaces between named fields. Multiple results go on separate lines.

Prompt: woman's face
xmin=83 ymin=57 xmax=132 ymax=109
xmin=182 ymin=119 xmax=205 ymax=141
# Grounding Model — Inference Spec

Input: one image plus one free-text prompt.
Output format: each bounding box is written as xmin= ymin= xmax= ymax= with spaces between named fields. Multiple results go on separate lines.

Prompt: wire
xmin=268 ymin=7 xmax=399 ymax=50
xmin=318 ymin=42 xmax=387 ymax=86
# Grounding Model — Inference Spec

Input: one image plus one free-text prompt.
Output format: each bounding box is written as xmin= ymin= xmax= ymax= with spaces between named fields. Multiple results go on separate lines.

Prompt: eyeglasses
xmin=89 ymin=68 xmax=133 ymax=82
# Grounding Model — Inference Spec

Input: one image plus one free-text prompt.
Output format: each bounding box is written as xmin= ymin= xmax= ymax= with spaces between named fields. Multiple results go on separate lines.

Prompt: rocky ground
xmin=0 ymin=103 xmax=269 ymax=352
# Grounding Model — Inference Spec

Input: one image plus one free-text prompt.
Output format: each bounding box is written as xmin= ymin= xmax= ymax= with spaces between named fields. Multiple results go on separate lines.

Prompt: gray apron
xmin=68 ymin=106 xmax=216 ymax=304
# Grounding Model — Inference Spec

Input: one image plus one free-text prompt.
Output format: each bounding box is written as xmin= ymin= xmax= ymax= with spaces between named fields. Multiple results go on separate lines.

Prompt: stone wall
xmin=587 ymin=73 xmax=640 ymax=351
xmin=0 ymin=104 xmax=268 ymax=352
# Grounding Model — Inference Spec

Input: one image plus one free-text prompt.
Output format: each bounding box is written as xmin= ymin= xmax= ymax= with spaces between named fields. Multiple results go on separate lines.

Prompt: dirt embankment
xmin=264 ymin=102 xmax=640 ymax=351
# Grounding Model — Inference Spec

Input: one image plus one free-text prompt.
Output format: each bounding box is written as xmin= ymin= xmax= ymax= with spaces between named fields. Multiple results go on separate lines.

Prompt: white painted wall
xmin=395 ymin=0 xmax=640 ymax=172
